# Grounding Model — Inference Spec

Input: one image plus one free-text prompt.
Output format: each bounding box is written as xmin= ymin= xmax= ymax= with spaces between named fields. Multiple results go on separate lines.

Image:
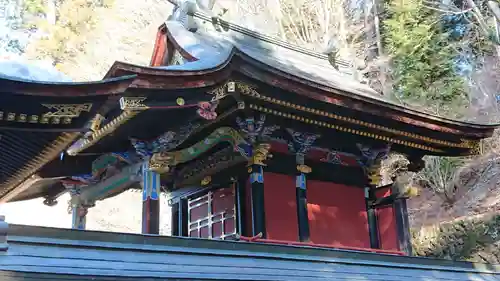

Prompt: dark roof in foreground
xmin=0 ymin=74 xmax=135 ymax=202
xmin=0 ymin=224 xmax=499 ymax=280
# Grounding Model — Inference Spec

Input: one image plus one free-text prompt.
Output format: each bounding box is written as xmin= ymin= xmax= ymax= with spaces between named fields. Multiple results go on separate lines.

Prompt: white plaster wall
xmin=0 ymin=190 xmax=172 ymax=235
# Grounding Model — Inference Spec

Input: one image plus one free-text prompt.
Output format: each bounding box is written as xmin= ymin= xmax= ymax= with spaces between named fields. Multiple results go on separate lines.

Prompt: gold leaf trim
xmin=248 ymin=104 xmax=442 ymax=153
xmin=238 ymin=83 xmax=474 ymax=149
xmin=67 ymin=111 xmax=139 ymax=156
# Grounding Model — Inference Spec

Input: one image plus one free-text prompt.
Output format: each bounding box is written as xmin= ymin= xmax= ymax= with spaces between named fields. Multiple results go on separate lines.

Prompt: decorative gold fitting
xmin=297 ymin=164 xmax=312 ymax=174
xmin=90 ymin=114 xmax=104 ymax=132
xmin=201 ymin=176 xmax=212 ymax=186
xmin=119 ymin=97 xmax=148 ymax=111
xmin=42 ymin=103 xmax=92 ymax=118
xmin=248 ymin=143 xmax=272 ymax=166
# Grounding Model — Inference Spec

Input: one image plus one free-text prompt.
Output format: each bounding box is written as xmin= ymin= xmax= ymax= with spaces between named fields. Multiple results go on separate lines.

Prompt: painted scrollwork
xmin=149 ymin=127 xmax=251 ymax=173
xmin=178 ymin=146 xmax=242 ymax=184
xmin=91 ymin=152 xmax=133 ymax=179
xmin=321 ymin=151 xmax=346 ymax=165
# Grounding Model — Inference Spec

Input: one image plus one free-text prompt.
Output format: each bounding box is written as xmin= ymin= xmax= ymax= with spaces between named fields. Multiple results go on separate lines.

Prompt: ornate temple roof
xmin=75 ymin=2 xmax=498 ymax=159
xmin=0 ymin=61 xmax=135 ymax=202
xmin=2 ymin=2 xmax=500 ymax=203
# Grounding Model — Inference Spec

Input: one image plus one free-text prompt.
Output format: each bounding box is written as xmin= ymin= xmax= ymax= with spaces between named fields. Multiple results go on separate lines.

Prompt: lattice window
xmin=188 ymin=186 xmax=236 ymax=239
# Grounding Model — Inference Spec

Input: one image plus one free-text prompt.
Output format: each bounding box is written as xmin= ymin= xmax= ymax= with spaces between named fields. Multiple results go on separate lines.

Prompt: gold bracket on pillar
xmin=201 ymin=176 xmax=212 ymax=186
xmin=297 ymin=164 xmax=312 ymax=174
xmin=367 ymin=163 xmax=383 ymax=187
xmin=248 ymin=143 xmax=272 ymax=171
xmin=357 ymin=143 xmax=391 ymax=188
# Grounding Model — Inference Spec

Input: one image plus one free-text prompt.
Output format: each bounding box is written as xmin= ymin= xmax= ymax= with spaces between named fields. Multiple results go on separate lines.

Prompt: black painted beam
xmin=296 ymin=173 xmax=310 ymax=242
xmin=394 ymin=198 xmax=412 ymax=255
xmin=365 ymin=187 xmax=380 ymax=249
xmin=178 ymin=198 xmax=188 ymax=237
xmin=250 ymin=165 xmax=266 ymax=238
xmin=171 ymin=202 xmax=180 ymax=236
xmin=235 ymin=177 xmax=247 ymax=236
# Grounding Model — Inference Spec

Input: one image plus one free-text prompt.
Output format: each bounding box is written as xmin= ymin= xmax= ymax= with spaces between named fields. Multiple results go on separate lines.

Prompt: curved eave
xmin=143 ymin=23 xmax=497 ymax=141
xmin=0 ymin=76 xmax=136 ymax=203
xmin=0 ymin=75 xmax=137 ymax=96
xmin=235 ymin=55 xmax=496 ymax=139
xmin=103 ymin=61 xmax=233 ymax=90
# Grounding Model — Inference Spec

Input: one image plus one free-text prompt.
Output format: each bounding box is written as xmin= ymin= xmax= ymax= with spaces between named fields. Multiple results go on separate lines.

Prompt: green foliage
xmin=417 ymin=156 xmax=466 ymax=204
xmin=25 ymin=0 xmax=115 ymax=71
xmin=23 ymin=0 xmax=46 ymax=15
xmin=383 ymin=0 xmax=468 ymax=116
xmin=413 ymin=215 xmax=500 ymax=261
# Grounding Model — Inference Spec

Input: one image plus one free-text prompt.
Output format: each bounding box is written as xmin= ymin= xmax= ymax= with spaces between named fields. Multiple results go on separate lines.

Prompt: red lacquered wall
xmin=263 ymin=172 xmax=299 ymax=241
xmin=307 ymin=180 xmax=370 ymax=248
xmin=376 ymin=187 xmax=399 ymax=251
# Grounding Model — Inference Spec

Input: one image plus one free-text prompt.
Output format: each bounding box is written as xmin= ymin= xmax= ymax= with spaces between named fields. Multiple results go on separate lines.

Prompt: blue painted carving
xmin=236 ymin=114 xmax=279 ymax=144
xmin=141 ymin=163 xmax=161 ymax=201
xmin=357 ymin=143 xmax=391 ymax=168
xmin=286 ymin=128 xmax=320 ymax=165
xmin=131 ymin=123 xmax=200 ymax=157
xmin=250 ymin=166 xmax=264 ymax=184
xmin=296 ymin=173 xmax=306 ymax=189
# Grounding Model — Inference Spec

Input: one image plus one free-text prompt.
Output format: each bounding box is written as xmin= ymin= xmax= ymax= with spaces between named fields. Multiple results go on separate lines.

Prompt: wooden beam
xmin=235 ymin=177 xmax=247 ymax=236
xmin=249 ymin=165 xmax=266 ymax=238
xmin=296 ymin=172 xmax=310 ymax=242
xmin=141 ymin=164 xmax=161 ymax=235
xmin=365 ymin=187 xmax=380 ymax=249
xmin=394 ymin=198 xmax=412 ymax=255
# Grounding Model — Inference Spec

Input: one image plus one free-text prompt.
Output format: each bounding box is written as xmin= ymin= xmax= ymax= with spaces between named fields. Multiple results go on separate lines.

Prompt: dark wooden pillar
xmin=249 ymin=165 xmax=266 ymax=237
xmin=235 ymin=177 xmax=247 ymax=236
xmin=365 ymin=187 xmax=380 ymax=249
xmin=286 ymin=130 xmax=318 ymax=242
xmin=141 ymin=164 xmax=161 ymax=235
xmin=178 ymin=198 xmax=188 ymax=237
xmin=296 ymin=167 xmax=311 ymax=242
xmin=394 ymin=198 xmax=412 ymax=255
xmin=171 ymin=202 xmax=180 ymax=236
